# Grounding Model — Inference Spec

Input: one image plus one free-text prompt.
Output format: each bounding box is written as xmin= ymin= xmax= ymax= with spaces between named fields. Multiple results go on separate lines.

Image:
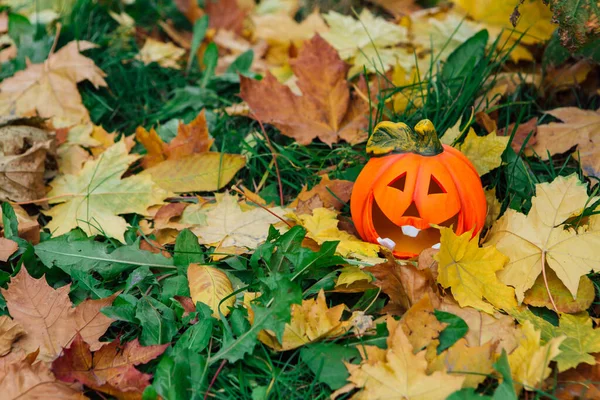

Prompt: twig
xmin=540 ymin=251 xmax=559 ymax=313
xmin=254 ymin=116 xmax=284 ymax=207
xmin=204 ymin=359 xmax=227 ymax=400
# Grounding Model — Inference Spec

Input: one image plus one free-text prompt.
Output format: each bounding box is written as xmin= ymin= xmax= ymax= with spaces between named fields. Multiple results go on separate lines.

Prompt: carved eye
xmin=388 ymin=173 xmax=406 ymax=191
xmin=428 ymin=176 xmax=446 ymax=194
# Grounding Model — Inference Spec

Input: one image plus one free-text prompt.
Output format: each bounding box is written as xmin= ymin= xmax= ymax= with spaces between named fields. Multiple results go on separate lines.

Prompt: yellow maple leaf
xmin=333 ymin=317 xmax=464 ymax=400
xmin=508 ymin=320 xmax=564 ymax=392
xmin=335 ymin=266 xmax=373 ymax=287
xmin=399 ymin=294 xmax=446 ymax=352
xmin=135 ymin=38 xmax=185 ymax=69
xmin=188 ymin=264 xmax=235 ymax=317
xmin=485 ymin=188 xmax=502 ymax=227
xmin=290 ymin=207 xmax=381 ymax=260
xmin=485 ymin=174 xmax=600 ymax=302
xmin=426 ymin=338 xmax=495 ymax=388
xmin=0 ymin=41 xmax=107 ymax=123
xmin=435 ymin=227 xmax=517 ymax=314
xmin=322 ymin=9 xmax=411 ymax=75
xmin=252 ymin=290 xmax=353 ymax=351
xmin=44 ymin=140 xmax=169 ymax=242
xmin=457 ymin=128 xmax=509 ymax=176
xmin=192 ymin=193 xmax=287 ymax=250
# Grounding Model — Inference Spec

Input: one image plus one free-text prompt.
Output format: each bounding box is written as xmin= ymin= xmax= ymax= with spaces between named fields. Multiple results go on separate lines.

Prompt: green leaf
xmin=201 ymin=42 xmax=218 ymax=88
xmin=1 ymin=203 xmax=19 ymax=238
xmin=35 ymin=236 xmax=175 ymax=279
xmin=174 ymin=319 xmax=214 ymax=354
xmin=125 ymin=266 xmax=157 ymax=293
xmin=101 ymin=294 xmax=138 ymax=323
xmin=153 ymin=348 xmax=207 ymax=400
xmin=300 ymin=342 xmax=360 ymax=390
xmin=136 ymin=296 xmax=178 ymax=345
xmin=442 ymin=30 xmax=489 ymax=81
xmin=173 ymin=229 xmax=204 ymax=269
xmin=447 ymin=388 xmax=491 ymax=400
xmin=186 ymin=15 xmax=209 ymax=72
xmin=69 ymin=268 xmax=112 ymax=299
xmin=160 ymin=275 xmax=190 ymax=302
xmin=434 ymin=310 xmax=469 ymax=354
xmin=492 ymin=351 xmax=518 ymax=400
xmin=545 ymin=0 xmax=600 ymax=51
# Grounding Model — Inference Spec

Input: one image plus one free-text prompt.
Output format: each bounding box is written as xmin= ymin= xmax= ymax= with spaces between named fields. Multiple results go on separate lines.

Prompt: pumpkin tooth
xmin=401 ymin=225 xmax=420 ymax=237
xmin=377 ymin=237 xmax=396 ymax=251
xmin=431 ymin=243 xmax=441 ymax=249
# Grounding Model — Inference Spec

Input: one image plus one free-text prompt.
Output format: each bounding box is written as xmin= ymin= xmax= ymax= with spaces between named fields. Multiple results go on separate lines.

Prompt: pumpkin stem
xmin=366 ymin=119 xmax=443 ymax=156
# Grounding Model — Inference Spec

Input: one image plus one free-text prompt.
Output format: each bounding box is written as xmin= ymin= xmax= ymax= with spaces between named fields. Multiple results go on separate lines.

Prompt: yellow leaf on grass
xmin=255 ymin=290 xmax=353 ymax=351
xmin=45 ymin=140 xmax=169 ymax=242
xmin=440 ymin=117 xmax=462 ymax=145
xmin=435 ymin=227 xmax=517 ymax=314
xmin=456 ymin=129 xmax=509 ymax=176
xmin=508 ymin=320 xmax=564 ymax=392
xmin=135 ymin=38 xmax=185 ymax=69
xmin=188 ymin=264 xmax=235 ymax=317
xmin=485 ymin=174 xmax=600 ymax=302
xmin=193 ymin=193 xmax=287 ymax=249
xmin=332 ymin=317 xmax=464 ymax=400
xmin=0 ymin=41 xmax=107 ymax=123
xmin=335 ymin=266 xmax=372 ymax=287
xmin=290 ymin=208 xmax=380 ymax=260
xmin=142 ymin=152 xmax=246 ymax=193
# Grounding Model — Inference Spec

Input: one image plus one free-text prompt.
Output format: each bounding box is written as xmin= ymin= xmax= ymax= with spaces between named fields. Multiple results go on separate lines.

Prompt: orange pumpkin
xmin=351 ymin=119 xmax=486 ymax=259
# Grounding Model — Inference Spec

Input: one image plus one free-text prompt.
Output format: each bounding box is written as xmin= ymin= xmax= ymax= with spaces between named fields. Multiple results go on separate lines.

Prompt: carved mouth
xmin=372 ymin=198 xmax=458 ymax=255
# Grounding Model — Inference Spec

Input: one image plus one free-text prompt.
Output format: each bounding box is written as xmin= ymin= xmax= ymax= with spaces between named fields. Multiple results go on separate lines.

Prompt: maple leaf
xmin=553 ymin=353 xmax=600 ymax=399
xmin=367 ymin=0 xmax=421 ymax=17
xmin=456 ymin=128 xmax=509 ymax=176
xmin=523 ymin=269 xmax=595 ymax=314
xmin=192 ymin=193 xmax=287 ymax=250
xmin=332 ymin=317 xmax=464 ymax=400
xmin=532 ymin=107 xmax=600 ymax=177
xmin=485 ymin=174 xmax=600 ymax=302
xmin=0 ymin=238 xmax=17 ymax=262
xmin=508 ymin=320 xmax=564 ymax=392
xmin=0 ymin=352 xmax=86 ymax=400
xmin=253 ymin=290 xmax=354 ymax=351
xmin=240 ymin=35 xmax=370 ymax=146
xmin=44 ymin=140 xmax=169 ymax=243
xmin=1 ymin=268 xmax=116 ymax=361
xmin=135 ymin=38 xmax=185 ymax=69
xmin=485 ymin=188 xmax=502 ymax=228
xmin=290 ymin=207 xmax=381 ymax=260
xmin=322 ymin=9 xmax=409 ymax=75
xmin=0 ymin=41 xmax=107 ymax=123
xmin=426 ymin=338 xmax=495 ymax=388
xmin=335 ymin=266 xmax=372 ymax=288
xmin=289 ymin=174 xmax=354 ymax=215
xmin=52 ymin=334 xmax=168 ymax=400
xmin=399 ymin=294 xmax=446 ymax=352
xmin=0 ymin=316 xmax=24 ymax=356
xmin=206 ymin=0 xmax=248 ymax=34
xmin=435 ymin=227 xmax=517 ymax=314
xmin=188 ymin=264 xmax=235 ymax=317
xmin=136 ymin=111 xmax=214 ymax=168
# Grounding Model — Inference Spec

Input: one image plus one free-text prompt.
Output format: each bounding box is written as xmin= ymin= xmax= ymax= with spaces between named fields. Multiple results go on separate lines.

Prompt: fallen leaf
xmin=44 ymin=140 xmax=169 ymax=243
xmin=0 ymin=203 xmax=40 ymax=244
xmin=335 ymin=266 xmax=372 ymax=288
xmin=485 ymin=174 xmax=600 ymax=302
xmin=1 ymin=268 xmax=116 ymax=361
xmin=0 ymin=238 xmax=18 ymax=262
xmin=523 ymin=269 xmax=595 ymax=313
xmin=368 ymin=0 xmax=421 ymax=17
xmin=240 ymin=35 xmax=369 ymax=145
xmin=554 ymin=313 xmax=600 ymax=372
xmin=456 ymin=128 xmax=509 ymax=176
xmin=553 ymin=353 xmax=600 ymax=399
xmin=0 ymin=116 xmax=56 ymax=202
xmin=435 ymin=227 xmax=517 ymax=314
xmin=255 ymin=290 xmax=354 ymax=351
xmin=0 ymin=316 xmax=25 ymax=356
xmin=140 ymin=203 xmax=190 ymax=245
xmin=188 ymin=264 xmax=235 ymax=317
xmin=399 ymin=294 xmax=445 ymax=352
xmin=90 ymin=125 xmax=120 ymax=157
xmin=141 ymin=152 xmax=246 ymax=193
xmin=0 ymin=352 xmax=86 ymax=399
xmin=135 ymin=38 xmax=185 ymax=69
xmin=205 ymin=0 xmax=248 ymax=34
xmin=498 ymin=117 xmax=537 ymax=153
xmin=174 ymin=0 xmax=204 ymax=23
xmin=426 ymin=338 xmax=495 ymax=388
xmin=193 ymin=193 xmax=286 ymax=249
xmin=332 ymin=317 xmax=464 ymax=400
xmin=508 ymin=320 xmax=564 ymax=392
xmin=290 ymin=174 xmax=354 ymax=214
xmin=0 ymin=41 xmax=107 ymax=123
xmin=544 ymin=60 xmax=593 ymax=92
xmin=322 ymin=9 xmax=409 ymax=75
xmin=52 ymin=334 xmax=168 ymax=400
xmin=290 ymin=208 xmax=381 ymax=260
xmin=532 ymin=107 xmax=600 ymax=177
xmin=484 ymin=188 xmax=501 ymax=228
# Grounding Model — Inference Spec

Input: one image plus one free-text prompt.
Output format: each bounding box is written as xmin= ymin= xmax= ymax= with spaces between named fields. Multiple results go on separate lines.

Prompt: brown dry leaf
xmin=0 ymin=316 xmax=25 ymax=356
xmin=523 ymin=269 xmax=595 ymax=314
xmin=205 ymin=0 xmax=248 ymax=34
xmin=213 ymin=30 xmax=268 ymax=74
xmin=532 ymin=107 xmax=600 ymax=177
xmin=0 ymin=352 xmax=86 ymax=400
xmin=0 ymin=12 xmax=7 ymax=33
xmin=498 ymin=117 xmax=538 ymax=153
xmin=188 ymin=264 xmax=235 ymax=317
xmin=135 ymin=38 xmax=185 ymax=69
xmin=52 ymin=334 xmax=168 ymax=400
xmin=399 ymin=294 xmax=445 ymax=352
xmin=289 ymin=174 xmax=354 ymax=214
xmin=1 ymin=268 xmax=117 ymax=361
xmin=366 ymin=253 xmax=438 ymax=314
xmin=552 ymin=353 xmax=600 ymax=399
xmin=0 ymin=238 xmax=18 ymax=262
xmin=485 ymin=188 xmax=502 ymax=228
xmin=0 ymin=116 xmax=56 ymax=202
xmin=240 ymin=35 xmax=369 ymax=145
xmin=0 ymin=41 xmax=107 ymax=123
xmin=368 ymin=0 xmax=421 ymax=17
xmin=140 ymin=203 xmax=191 ymax=245
xmin=544 ymin=60 xmax=593 ymax=92
xmin=174 ymin=0 xmax=204 ymax=23
xmin=252 ymin=290 xmax=354 ymax=351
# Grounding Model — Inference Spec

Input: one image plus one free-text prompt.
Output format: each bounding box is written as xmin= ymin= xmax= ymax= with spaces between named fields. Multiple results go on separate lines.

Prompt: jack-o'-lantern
xmin=351 ymin=119 xmax=486 ymax=259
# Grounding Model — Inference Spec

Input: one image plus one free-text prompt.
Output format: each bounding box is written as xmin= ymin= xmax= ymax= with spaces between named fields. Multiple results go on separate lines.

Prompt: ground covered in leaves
xmin=0 ymin=0 xmax=600 ymax=399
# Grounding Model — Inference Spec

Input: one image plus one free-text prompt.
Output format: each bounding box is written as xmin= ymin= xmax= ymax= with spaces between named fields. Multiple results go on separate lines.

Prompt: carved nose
xmin=403 ymin=201 xmax=420 ymax=218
